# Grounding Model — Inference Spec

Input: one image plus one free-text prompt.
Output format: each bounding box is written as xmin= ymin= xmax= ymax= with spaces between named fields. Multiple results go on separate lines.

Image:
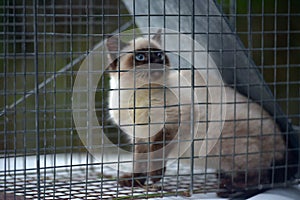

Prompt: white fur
xmin=107 ymin=36 xmax=285 ymax=175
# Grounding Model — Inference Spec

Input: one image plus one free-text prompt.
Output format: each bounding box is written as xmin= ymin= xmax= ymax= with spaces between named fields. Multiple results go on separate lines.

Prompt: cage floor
xmin=1 ymin=166 xmax=218 ymax=199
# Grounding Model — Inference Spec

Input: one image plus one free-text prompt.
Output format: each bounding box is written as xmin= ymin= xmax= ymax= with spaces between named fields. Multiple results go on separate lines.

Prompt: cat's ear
xmin=106 ymin=35 xmax=127 ymax=70
xmin=152 ymin=29 xmax=162 ymax=44
xmin=106 ymin=35 xmax=127 ymax=61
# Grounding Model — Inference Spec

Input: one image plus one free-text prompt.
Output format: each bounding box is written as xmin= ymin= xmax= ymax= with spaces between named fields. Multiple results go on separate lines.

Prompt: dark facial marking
xmin=133 ymin=48 xmax=169 ymax=66
xmin=107 ymin=48 xmax=169 ymax=72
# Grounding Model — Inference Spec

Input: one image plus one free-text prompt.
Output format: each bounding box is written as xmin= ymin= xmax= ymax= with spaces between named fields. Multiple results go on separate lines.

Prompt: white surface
xmin=1 ymin=154 xmax=300 ymax=200
xmin=249 ymin=186 xmax=300 ymax=200
xmin=156 ymin=186 xmax=300 ymax=200
xmin=153 ymin=193 xmax=225 ymax=200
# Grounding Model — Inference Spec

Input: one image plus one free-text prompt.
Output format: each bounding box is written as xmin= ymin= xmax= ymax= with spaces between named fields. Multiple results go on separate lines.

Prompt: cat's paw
xmin=118 ymin=173 xmax=146 ymax=187
xmin=216 ymin=171 xmax=269 ymax=198
xmin=150 ymin=167 xmax=165 ymax=183
xmin=217 ymin=175 xmax=238 ymax=198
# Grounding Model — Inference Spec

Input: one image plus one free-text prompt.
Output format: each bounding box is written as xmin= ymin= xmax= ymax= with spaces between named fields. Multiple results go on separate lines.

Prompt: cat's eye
xmin=135 ymin=53 xmax=145 ymax=61
xmin=156 ymin=52 xmax=164 ymax=60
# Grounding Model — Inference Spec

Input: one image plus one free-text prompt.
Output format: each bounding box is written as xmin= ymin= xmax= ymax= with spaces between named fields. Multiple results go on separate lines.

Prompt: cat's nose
xmin=150 ymin=53 xmax=164 ymax=64
xmin=149 ymin=64 xmax=166 ymax=80
xmin=150 ymin=63 xmax=165 ymax=72
xmin=151 ymin=57 xmax=164 ymax=64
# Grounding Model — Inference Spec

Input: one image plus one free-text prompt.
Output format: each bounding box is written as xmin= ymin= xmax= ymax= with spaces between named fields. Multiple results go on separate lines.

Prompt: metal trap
xmin=1 ymin=157 xmax=218 ymax=199
xmin=1 ymin=0 xmax=300 ymax=199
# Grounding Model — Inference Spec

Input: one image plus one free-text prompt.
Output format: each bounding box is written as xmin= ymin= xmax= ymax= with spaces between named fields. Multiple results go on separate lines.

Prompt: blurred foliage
xmin=0 ymin=0 xmax=131 ymax=155
xmin=0 ymin=0 xmax=299 ymax=155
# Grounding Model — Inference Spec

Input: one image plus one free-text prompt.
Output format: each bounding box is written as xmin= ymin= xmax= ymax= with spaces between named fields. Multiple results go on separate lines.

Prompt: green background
xmin=0 ymin=0 xmax=299 ymax=155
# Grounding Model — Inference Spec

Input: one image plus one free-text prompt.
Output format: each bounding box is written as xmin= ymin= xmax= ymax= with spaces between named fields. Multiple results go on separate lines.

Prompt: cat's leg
xmin=149 ymin=127 xmax=177 ymax=183
xmin=118 ymin=126 xmax=177 ymax=186
xmin=216 ymin=137 xmax=272 ymax=197
xmin=119 ymin=138 xmax=149 ymax=187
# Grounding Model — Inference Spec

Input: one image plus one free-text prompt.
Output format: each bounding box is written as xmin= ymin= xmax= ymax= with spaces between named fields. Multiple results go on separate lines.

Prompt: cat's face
xmin=106 ymin=30 xmax=170 ymax=82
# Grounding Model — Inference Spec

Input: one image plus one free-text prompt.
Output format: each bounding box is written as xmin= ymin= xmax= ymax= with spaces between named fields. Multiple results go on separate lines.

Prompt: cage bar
xmin=0 ymin=0 xmax=299 ymax=199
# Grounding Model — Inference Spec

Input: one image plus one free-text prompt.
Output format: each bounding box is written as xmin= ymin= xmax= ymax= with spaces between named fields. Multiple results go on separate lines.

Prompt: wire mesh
xmin=1 ymin=0 xmax=300 ymax=199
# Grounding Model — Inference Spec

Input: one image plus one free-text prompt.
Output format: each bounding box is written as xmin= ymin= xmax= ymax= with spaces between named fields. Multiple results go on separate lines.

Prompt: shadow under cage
xmin=1 ymin=0 xmax=300 ymax=199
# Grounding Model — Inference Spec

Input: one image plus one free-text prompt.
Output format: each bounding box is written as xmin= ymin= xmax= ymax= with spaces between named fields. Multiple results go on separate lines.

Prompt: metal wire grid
xmin=1 ymin=159 xmax=219 ymax=199
xmin=1 ymin=0 xmax=300 ymax=199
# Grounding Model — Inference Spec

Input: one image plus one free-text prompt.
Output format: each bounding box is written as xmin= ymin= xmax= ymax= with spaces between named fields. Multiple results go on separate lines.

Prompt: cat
xmin=105 ymin=29 xmax=286 ymax=197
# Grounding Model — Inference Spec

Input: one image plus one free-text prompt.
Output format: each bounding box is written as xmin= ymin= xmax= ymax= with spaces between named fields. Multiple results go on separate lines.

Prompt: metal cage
xmin=1 ymin=0 xmax=300 ymax=199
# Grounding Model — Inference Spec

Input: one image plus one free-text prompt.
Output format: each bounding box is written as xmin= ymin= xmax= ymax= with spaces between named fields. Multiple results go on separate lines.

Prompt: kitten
xmin=105 ymin=30 xmax=286 ymax=196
